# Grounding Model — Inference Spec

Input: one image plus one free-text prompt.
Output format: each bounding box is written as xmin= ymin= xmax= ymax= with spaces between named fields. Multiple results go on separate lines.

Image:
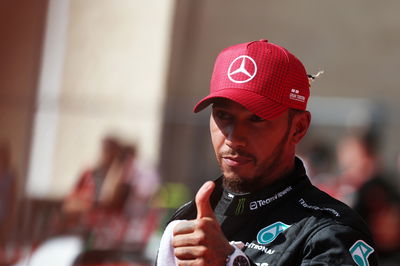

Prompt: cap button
xmin=259 ymin=39 xmax=268 ymax=42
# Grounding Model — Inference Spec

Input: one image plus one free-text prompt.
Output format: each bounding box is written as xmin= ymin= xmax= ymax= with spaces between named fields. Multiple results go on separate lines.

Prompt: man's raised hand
xmin=172 ymin=181 xmax=234 ymax=265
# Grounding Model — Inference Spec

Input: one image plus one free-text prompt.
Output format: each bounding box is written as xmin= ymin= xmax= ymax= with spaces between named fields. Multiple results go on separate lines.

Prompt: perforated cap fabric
xmin=193 ymin=39 xmax=310 ymax=120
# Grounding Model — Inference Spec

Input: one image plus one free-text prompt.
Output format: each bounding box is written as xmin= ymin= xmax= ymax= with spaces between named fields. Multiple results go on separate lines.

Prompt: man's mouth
xmin=222 ymin=155 xmax=254 ymax=167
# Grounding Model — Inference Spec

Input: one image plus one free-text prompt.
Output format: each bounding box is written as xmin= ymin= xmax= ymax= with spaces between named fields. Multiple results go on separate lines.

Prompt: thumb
xmin=195 ymin=181 xmax=216 ymax=219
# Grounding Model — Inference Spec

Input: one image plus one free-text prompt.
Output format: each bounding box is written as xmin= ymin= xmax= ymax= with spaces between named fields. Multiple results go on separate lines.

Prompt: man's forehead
xmin=211 ymin=98 xmax=290 ymax=121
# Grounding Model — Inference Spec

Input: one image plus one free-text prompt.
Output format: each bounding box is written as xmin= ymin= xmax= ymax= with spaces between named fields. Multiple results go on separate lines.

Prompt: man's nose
xmin=225 ymin=123 xmax=247 ymax=148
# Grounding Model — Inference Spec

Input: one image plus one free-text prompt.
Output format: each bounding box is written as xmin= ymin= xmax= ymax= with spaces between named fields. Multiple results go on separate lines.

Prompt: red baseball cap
xmin=193 ymin=39 xmax=310 ymax=120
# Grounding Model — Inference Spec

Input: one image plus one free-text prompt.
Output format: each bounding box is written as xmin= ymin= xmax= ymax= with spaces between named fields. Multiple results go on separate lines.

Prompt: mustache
xmin=220 ymin=149 xmax=255 ymax=160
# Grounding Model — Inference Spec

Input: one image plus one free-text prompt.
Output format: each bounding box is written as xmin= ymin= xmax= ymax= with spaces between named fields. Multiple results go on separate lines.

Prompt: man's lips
xmin=222 ymin=155 xmax=253 ymax=167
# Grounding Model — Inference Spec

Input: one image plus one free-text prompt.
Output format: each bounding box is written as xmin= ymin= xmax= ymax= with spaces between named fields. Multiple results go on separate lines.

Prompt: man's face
xmin=210 ymin=99 xmax=295 ymax=193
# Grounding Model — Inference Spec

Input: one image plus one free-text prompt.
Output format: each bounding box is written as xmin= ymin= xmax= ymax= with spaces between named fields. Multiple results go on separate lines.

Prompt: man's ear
xmin=291 ymin=111 xmax=311 ymax=144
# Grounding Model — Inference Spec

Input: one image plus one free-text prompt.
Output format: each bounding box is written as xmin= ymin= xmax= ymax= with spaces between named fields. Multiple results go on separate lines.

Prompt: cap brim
xmin=193 ymin=88 xmax=288 ymax=120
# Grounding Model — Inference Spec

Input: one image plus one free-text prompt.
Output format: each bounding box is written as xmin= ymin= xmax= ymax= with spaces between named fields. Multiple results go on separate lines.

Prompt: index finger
xmin=173 ymin=220 xmax=196 ymax=236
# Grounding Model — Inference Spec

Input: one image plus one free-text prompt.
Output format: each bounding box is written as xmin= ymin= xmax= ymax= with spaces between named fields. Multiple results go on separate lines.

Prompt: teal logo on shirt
xmin=257 ymin=222 xmax=290 ymax=244
xmin=349 ymin=240 xmax=374 ymax=266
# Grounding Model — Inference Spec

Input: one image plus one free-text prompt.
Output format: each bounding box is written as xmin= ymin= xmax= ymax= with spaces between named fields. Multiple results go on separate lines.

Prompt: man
xmin=62 ymin=136 xmax=127 ymax=248
xmin=157 ymin=40 xmax=378 ymax=265
xmin=336 ymin=133 xmax=400 ymax=263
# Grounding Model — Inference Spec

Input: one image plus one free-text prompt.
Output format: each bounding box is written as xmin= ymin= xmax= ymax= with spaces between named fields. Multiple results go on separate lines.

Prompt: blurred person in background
xmin=63 ymin=137 xmax=120 ymax=234
xmin=62 ymin=136 xmax=125 ymax=248
xmin=299 ymin=139 xmax=336 ymax=190
xmin=334 ymin=132 xmax=400 ymax=265
xmin=331 ymin=132 xmax=382 ymax=206
xmin=0 ymin=141 xmax=17 ymax=263
xmin=157 ymin=40 xmax=378 ymax=265
xmin=119 ymin=144 xmax=161 ymax=251
xmin=62 ymin=136 xmax=160 ymax=265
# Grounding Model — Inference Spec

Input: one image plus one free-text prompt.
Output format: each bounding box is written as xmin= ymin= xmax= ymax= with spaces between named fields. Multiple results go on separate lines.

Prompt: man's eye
xmin=250 ymin=114 xmax=265 ymax=122
xmin=215 ymin=110 xmax=232 ymax=120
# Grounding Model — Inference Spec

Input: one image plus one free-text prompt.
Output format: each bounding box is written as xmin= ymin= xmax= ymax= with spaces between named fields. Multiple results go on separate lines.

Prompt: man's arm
xmin=301 ymin=224 xmax=379 ymax=266
xmin=62 ymin=171 xmax=93 ymax=215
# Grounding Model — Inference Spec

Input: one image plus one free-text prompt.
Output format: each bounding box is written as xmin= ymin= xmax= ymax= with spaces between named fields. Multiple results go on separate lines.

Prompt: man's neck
xmin=259 ymin=156 xmax=296 ymax=189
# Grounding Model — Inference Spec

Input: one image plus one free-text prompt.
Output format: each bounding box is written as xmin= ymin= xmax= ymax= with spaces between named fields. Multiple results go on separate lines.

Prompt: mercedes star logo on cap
xmin=227 ymin=55 xmax=257 ymax=84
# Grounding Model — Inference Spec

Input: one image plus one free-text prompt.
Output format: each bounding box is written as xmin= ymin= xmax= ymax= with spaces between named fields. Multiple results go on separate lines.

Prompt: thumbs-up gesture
xmin=173 ymin=181 xmax=234 ymax=265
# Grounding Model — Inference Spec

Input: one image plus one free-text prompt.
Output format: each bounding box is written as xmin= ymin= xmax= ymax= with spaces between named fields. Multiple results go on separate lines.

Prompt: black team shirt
xmin=166 ymin=158 xmax=379 ymax=266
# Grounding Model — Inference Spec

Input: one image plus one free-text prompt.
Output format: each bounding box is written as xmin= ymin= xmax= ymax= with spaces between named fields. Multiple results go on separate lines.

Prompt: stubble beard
xmin=221 ymin=128 xmax=291 ymax=194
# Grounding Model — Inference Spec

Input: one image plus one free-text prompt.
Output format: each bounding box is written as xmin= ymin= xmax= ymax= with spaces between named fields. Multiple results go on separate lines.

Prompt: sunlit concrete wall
xmin=27 ymin=0 xmax=174 ymax=198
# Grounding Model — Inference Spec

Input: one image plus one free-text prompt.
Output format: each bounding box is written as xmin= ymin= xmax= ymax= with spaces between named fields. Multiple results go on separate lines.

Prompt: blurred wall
xmin=26 ymin=0 xmax=175 ymax=198
xmin=0 ymin=0 xmax=49 ymax=198
xmin=2 ymin=0 xmax=399 ymax=199
xmin=160 ymin=0 xmax=400 ymax=192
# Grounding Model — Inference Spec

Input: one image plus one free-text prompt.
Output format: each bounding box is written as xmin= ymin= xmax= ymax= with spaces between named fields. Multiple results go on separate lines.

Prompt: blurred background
xmin=1 ymin=0 xmax=400 ymax=265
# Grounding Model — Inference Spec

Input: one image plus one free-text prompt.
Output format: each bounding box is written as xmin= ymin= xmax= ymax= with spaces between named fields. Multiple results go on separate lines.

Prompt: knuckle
xmin=195 ymin=231 xmax=206 ymax=244
xmin=195 ymin=218 xmax=204 ymax=228
xmin=171 ymin=236 xmax=179 ymax=247
xmin=196 ymin=246 xmax=207 ymax=257
xmin=196 ymin=218 xmax=209 ymax=230
xmin=174 ymin=247 xmax=186 ymax=258
xmin=173 ymin=247 xmax=181 ymax=257
xmin=172 ymin=221 xmax=184 ymax=234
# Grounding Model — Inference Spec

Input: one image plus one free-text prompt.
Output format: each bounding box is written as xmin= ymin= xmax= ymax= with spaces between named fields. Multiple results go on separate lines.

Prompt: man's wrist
xmin=226 ymin=243 xmax=250 ymax=266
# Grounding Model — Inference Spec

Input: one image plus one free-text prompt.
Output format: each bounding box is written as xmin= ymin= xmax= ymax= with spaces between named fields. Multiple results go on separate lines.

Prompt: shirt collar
xmin=214 ymin=157 xmax=309 ymax=216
